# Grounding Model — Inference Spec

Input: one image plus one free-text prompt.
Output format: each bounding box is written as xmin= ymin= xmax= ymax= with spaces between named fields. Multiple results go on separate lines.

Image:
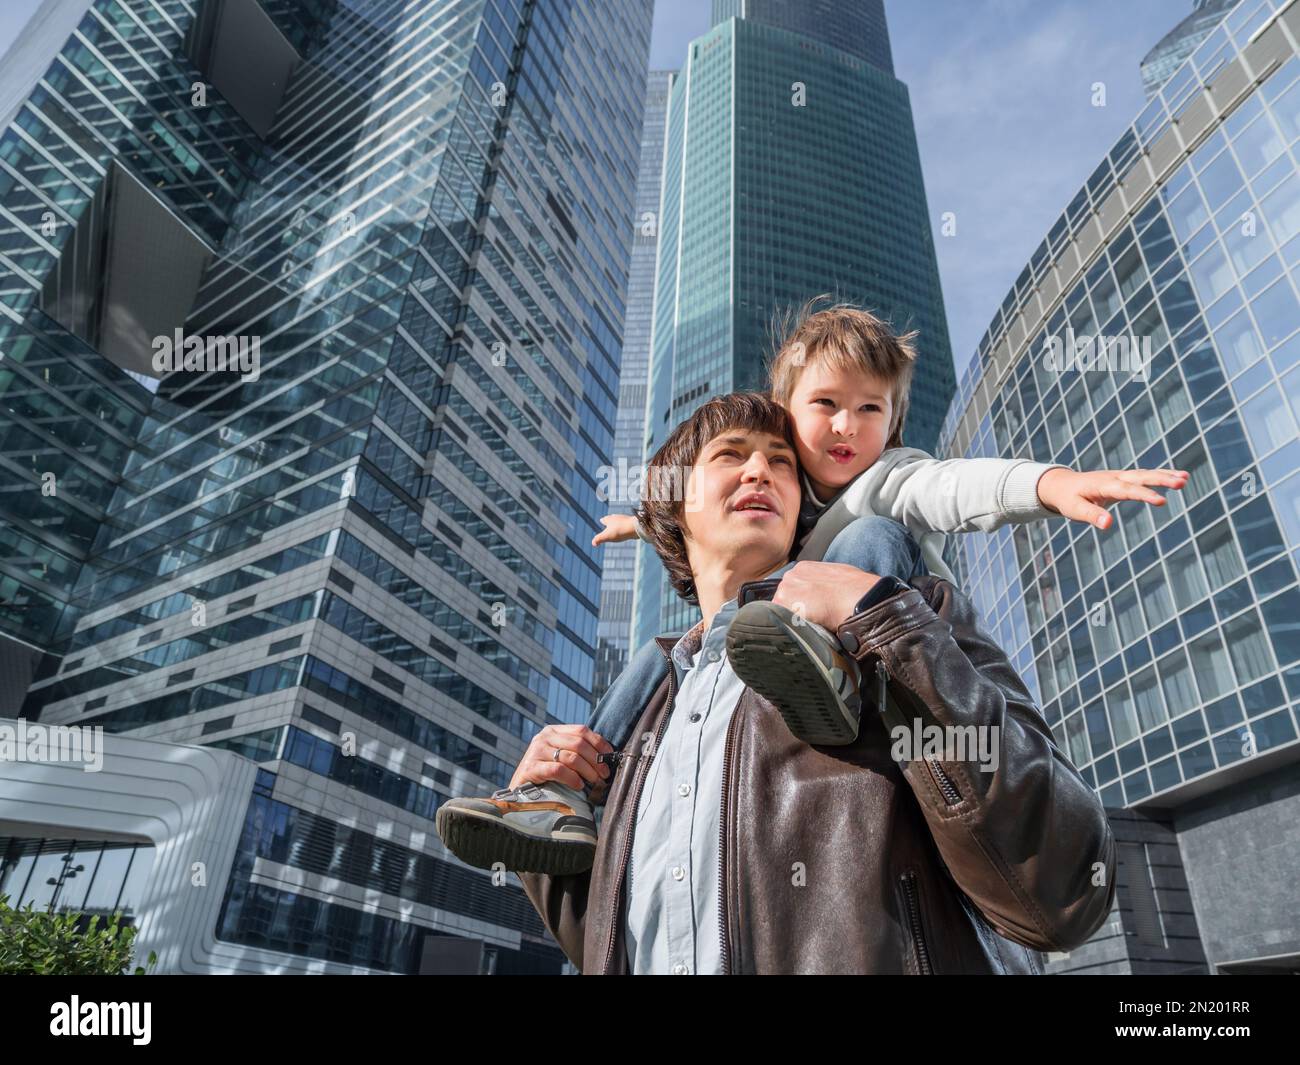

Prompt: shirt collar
xmin=801 ymin=468 xmax=829 ymax=510
xmin=668 ymin=560 xmax=794 ymax=676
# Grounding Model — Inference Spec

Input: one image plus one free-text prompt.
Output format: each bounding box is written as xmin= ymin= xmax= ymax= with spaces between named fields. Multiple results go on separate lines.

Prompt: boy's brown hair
xmin=635 ymin=391 xmax=793 ymax=604
xmin=767 ymin=294 xmax=919 ymax=451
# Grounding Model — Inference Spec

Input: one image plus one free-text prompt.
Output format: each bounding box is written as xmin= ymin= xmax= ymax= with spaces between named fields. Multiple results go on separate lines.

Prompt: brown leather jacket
xmin=518 ymin=574 xmax=1117 ymax=974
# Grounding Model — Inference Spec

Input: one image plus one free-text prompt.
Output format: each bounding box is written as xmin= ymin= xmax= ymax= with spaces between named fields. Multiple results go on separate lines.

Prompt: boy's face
xmin=680 ymin=427 xmax=801 ymax=577
xmin=786 ymin=358 xmax=894 ymax=501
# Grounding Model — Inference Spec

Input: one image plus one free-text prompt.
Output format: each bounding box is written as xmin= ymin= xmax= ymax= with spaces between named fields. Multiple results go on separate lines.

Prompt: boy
xmin=435 ymin=299 xmax=1186 ymax=874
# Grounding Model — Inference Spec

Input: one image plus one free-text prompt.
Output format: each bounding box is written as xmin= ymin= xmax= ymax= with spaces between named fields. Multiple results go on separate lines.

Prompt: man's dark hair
xmin=635 ymin=391 xmax=794 ymax=604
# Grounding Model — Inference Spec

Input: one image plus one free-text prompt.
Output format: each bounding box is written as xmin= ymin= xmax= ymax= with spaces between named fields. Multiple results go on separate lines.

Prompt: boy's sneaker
xmin=725 ymin=600 xmax=863 ymax=745
xmin=435 ymin=781 xmax=597 ymax=876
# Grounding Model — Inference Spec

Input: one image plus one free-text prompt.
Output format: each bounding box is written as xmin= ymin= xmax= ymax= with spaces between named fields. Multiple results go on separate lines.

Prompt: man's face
xmin=680 ymin=428 xmax=801 ymax=577
xmin=787 ymin=359 xmax=894 ymax=499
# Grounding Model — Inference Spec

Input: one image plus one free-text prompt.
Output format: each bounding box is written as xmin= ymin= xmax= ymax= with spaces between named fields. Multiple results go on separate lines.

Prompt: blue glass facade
xmin=937 ymin=0 xmax=1300 ymax=971
xmin=2 ymin=0 xmax=650 ymax=973
xmin=941 ymin=0 xmax=1300 ymax=805
xmin=594 ymin=68 xmax=673 ymax=698
xmin=709 ymin=0 xmax=893 ymax=76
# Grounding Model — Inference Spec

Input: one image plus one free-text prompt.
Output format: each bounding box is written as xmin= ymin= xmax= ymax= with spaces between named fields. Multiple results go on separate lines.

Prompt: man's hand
xmin=1036 ymin=467 xmax=1189 ymax=530
xmin=592 ymin=513 xmax=639 ymax=547
xmin=509 ymin=724 xmax=614 ymax=792
xmin=772 ymin=560 xmax=880 ymax=630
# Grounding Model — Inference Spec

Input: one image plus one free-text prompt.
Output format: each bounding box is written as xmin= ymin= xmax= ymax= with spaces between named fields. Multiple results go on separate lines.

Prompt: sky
xmin=0 ymin=0 xmax=42 ymax=61
xmin=2 ymin=0 xmax=1201 ymax=377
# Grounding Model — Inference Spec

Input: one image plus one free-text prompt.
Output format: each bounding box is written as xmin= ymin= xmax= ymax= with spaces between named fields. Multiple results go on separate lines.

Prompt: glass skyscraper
xmin=939 ymin=0 xmax=1300 ymax=973
xmin=631 ymin=0 xmax=957 ymax=643
xmin=594 ymin=67 xmax=673 ymax=698
xmin=1141 ymin=0 xmax=1237 ymax=101
xmin=709 ymin=0 xmax=893 ymax=74
xmin=1 ymin=0 xmax=650 ymax=973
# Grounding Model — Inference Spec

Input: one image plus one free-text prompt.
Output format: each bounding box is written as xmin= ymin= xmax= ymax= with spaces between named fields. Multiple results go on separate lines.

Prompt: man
xmin=457 ymin=392 xmax=1117 ymax=973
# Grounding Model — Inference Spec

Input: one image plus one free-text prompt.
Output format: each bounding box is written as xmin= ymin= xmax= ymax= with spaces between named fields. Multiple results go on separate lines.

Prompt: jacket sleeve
xmin=829 ymin=447 xmax=1067 ymax=535
xmin=515 ymin=869 xmax=591 ymax=971
xmin=835 ymin=576 xmax=1117 ymax=952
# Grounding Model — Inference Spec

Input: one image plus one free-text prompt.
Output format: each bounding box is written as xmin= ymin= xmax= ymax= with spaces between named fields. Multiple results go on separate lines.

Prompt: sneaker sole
xmin=435 ymin=804 xmax=595 ymax=876
xmin=727 ymin=604 xmax=860 ymax=746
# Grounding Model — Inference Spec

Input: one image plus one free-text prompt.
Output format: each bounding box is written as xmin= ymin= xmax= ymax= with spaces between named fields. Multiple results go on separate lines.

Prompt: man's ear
xmin=673 ymin=501 xmax=693 ymax=544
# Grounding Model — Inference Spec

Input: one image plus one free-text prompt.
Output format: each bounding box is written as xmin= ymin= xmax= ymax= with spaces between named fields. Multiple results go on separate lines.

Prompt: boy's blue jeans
xmin=586 ymin=516 xmax=930 ymax=755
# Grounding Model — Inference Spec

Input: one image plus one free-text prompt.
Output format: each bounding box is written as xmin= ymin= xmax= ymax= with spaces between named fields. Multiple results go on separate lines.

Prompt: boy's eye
xmin=813 ymin=398 xmax=835 ymax=407
xmin=860 ymin=404 xmax=881 ymax=413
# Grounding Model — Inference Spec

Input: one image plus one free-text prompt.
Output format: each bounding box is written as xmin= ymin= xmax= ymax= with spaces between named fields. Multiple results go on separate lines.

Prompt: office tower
xmin=1 ymin=0 xmax=650 ymax=973
xmin=1141 ymin=0 xmax=1237 ymax=100
xmin=594 ymin=68 xmax=673 ymax=699
xmin=709 ymin=0 xmax=893 ymax=73
xmin=938 ymin=0 xmax=1300 ymax=974
xmin=632 ymin=0 xmax=957 ymax=643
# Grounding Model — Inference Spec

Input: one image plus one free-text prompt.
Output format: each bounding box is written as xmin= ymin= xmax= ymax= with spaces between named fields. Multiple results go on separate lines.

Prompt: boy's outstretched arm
xmin=814 ymin=446 xmax=1186 ymax=542
xmin=1034 ymin=466 xmax=1188 ymax=530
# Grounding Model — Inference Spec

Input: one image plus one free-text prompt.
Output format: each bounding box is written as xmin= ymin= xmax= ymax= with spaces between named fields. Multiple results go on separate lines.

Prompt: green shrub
xmin=0 ymin=893 xmax=157 ymax=975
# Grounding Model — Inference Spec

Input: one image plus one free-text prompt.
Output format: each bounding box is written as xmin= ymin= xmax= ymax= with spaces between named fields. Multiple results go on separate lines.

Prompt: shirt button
xmin=689 ymin=712 xmax=701 ymax=722
xmin=672 ymin=962 xmax=689 ymax=975
xmin=705 ymin=649 xmax=720 ymax=663
xmin=671 ymin=866 xmax=685 ymax=881
xmin=677 ymin=783 xmax=690 ymax=797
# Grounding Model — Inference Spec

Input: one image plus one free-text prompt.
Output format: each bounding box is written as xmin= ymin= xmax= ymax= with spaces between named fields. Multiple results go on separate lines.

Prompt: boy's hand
xmin=1036 ymin=467 xmax=1189 ymax=530
xmin=592 ymin=513 xmax=639 ymax=546
xmin=772 ymin=561 xmax=879 ymax=630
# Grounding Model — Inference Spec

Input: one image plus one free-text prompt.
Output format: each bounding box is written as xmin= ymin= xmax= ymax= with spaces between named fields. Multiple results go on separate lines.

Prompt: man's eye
xmin=771 ymin=454 xmax=793 ymax=465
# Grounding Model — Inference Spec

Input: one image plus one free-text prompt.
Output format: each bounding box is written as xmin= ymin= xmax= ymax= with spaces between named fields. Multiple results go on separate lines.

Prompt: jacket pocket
xmin=897 ymin=870 xmax=934 ymax=975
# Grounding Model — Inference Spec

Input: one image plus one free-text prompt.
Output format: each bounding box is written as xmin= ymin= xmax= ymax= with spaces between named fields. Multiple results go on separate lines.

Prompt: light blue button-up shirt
xmin=624 ymin=563 xmax=790 ymax=975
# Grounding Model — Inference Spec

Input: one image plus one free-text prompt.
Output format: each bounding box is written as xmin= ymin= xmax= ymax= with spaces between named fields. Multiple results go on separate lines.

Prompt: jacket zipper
xmin=927 ymin=758 xmax=962 ymax=806
xmin=899 ymin=871 xmax=933 ymax=975
xmin=601 ymin=659 xmax=677 ymax=975
xmin=875 ymin=658 xmax=962 ymax=806
xmin=717 ymin=695 xmax=743 ymax=975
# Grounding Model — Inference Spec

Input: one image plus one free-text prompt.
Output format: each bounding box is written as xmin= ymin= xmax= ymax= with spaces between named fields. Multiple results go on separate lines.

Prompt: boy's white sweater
xmin=636 ymin=447 xmax=1067 ymax=586
xmin=792 ymin=446 xmax=1068 ymax=584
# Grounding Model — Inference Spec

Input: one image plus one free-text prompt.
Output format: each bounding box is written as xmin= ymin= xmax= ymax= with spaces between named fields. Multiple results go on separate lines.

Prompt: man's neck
xmin=694 ymin=556 xmax=787 ymax=631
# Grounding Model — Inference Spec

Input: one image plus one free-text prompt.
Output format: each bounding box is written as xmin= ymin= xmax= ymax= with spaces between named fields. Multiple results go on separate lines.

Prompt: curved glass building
xmin=939 ymin=0 xmax=1300 ymax=973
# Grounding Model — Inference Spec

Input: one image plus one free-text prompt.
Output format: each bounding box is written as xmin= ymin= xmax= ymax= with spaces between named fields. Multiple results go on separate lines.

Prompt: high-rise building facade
xmin=1 ymin=0 xmax=650 ymax=973
xmin=938 ymin=0 xmax=1300 ymax=974
xmin=632 ymin=0 xmax=957 ymax=643
xmin=709 ymin=0 xmax=894 ymax=74
xmin=594 ymin=68 xmax=673 ymax=699
xmin=1141 ymin=0 xmax=1237 ymax=100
